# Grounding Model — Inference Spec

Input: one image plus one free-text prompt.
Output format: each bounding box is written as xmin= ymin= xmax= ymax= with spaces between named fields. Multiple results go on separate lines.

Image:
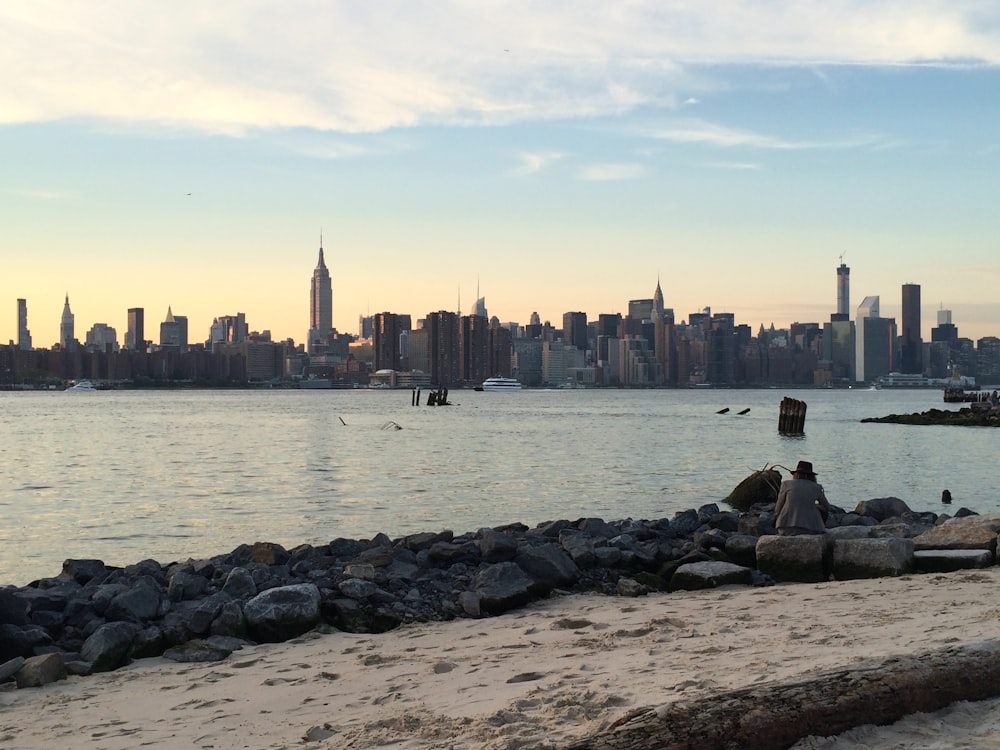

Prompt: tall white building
xmin=17 ymin=298 xmax=31 ymax=350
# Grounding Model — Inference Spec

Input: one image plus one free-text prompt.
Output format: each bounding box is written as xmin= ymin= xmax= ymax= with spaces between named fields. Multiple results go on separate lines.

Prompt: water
xmin=1 ymin=388 xmax=996 ymax=586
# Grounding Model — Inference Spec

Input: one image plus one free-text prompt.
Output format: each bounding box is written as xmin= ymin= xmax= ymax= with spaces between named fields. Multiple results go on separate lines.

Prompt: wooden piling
xmin=778 ymin=397 xmax=807 ymax=435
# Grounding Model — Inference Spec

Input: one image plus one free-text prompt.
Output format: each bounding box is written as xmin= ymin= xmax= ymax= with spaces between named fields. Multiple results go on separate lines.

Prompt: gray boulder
xmin=0 ymin=656 xmax=26 ymax=682
xmin=244 ymin=583 xmax=321 ymax=643
xmin=15 ymin=652 xmax=66 ymax=688
xmin=832 ymin=538 xmax=914 ymax=580
xmin=478 ymin=529 xmax=518 ymax=563
xmin=81 ymin=621 xmax=140 ymax=673
xmin=669 ymin=561 xmax=753 ymax=592
xmin=515 ymin=544 xmax=580 ymax=591
xmin=222 ymin=567 xmax=257 ymax=599
xmin=105 ymin=577 xmax=163 ymax=622
xmin=913 ymin=549 xmax=994 ymax=573
xmin=723 ymin=534 xmax=759 ymax=568
xmin=756 ymin=535 xmax=831 ymax=583
xmin=167 ymin=571 xmax=210 ymax=602
xmin=914 ymin=514 xmax=1000 ymax=553
xmin=559 ymin=531 xmax=596 ymax=567
xmin=854 ymin=497 xmax=914 ymax=522
xmin=474 ymin=562 xmax=534 ymax=614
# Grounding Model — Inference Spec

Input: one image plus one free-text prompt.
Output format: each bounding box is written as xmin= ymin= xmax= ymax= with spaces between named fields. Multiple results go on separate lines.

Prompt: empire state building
xmin=308 ymin=238 xmax=333 ymax=354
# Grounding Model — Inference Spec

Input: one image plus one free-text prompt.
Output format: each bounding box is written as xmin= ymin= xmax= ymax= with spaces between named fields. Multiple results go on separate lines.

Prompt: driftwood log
xmin=566 ymin=640 xmax=1000 ymax=750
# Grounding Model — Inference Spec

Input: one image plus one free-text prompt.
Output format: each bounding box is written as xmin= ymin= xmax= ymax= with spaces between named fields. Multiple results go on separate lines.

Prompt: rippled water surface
xmin=1 ymin=387 xmax=995 ymax=584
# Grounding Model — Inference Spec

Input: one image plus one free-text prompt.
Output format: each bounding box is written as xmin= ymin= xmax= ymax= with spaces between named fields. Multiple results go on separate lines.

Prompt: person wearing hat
xmin=774 ymin=460 xmax=830 ymax=536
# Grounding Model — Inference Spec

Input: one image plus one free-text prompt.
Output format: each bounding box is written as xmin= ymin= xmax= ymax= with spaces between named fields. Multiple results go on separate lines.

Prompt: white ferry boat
xmin=480 ymin=377 xmax=524 ymax=391
xmin=65 ymin=380 xmax=97 ymax=392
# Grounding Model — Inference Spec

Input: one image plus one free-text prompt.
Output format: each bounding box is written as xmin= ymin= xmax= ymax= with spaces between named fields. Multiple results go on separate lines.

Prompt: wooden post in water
xmin=778 ymin=397 xmax=807 ymax=435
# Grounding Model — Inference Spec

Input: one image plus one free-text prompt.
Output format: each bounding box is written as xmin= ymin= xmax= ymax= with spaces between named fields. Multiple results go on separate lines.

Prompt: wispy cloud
xmin=511 ymin=152 xmax=564 ymax=176
xmin=4 ymin=187 xmax=69 ymax=200
xmin=0 ymin=2 xmax=997 ymax=135
xmin=700 ymin=161 xmax=763 ymax=170
xmin=579 ymin=163 xmax=646 ymax=181
xmin=646 ymin=119 xmax=889 ymax=150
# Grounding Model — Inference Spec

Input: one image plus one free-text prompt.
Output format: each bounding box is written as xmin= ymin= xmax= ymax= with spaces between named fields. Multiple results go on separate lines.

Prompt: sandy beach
xmin=4 ymin=569 xmax=1000 ymax=749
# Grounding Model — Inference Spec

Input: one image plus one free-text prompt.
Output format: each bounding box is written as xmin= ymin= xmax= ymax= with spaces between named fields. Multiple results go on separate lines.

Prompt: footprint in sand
xmin=550 ymin=617 xmax=595 ymax=630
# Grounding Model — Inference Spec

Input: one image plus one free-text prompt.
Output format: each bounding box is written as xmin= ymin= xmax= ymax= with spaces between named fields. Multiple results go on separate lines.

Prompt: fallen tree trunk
xmin=566 ymin=640 xmax=1000 ymax=750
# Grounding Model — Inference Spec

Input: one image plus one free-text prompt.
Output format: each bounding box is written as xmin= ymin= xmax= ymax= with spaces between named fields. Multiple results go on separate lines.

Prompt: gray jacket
xmin=774 ymin=478 xmax=830 ymax=533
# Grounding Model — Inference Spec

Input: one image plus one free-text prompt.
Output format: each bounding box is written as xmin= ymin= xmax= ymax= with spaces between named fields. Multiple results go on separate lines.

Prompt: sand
xmin=4 ymin=569 xmax=1000 ymax=749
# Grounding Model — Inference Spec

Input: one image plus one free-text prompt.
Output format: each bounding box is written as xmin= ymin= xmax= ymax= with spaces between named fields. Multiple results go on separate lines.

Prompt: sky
xmin=2 ymin=1 xmax=999 ymax=348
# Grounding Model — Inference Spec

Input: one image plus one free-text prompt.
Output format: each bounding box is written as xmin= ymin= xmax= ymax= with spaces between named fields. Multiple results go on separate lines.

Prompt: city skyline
xmin=3 ymin=3 xmax=999 ymax=347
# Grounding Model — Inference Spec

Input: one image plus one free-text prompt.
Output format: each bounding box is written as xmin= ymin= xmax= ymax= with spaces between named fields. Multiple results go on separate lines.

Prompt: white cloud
xmin=647 ymin=119 xmax=889 ymax=150
xmin=579 ymin=163 xmax=646 ymax=181
xmin=5 ymin=187 xmax=69 ymax=200
xmin=0 ymin=2 xmax=997 ymax=135
xmin=511 ymin=152 xmax=564 ymax=176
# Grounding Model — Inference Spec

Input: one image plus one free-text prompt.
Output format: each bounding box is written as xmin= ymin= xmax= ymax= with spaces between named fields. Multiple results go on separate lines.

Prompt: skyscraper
xmin=308 ymin=238 xmax=333 ymax=354
xmin=562 ymin=311 xmax=588 ymax=351
xmin=652 ymin=277 xmax=665 ymax=318
xmin=901 ymin=283 xmax=922 ymax=374
xmin=835 ymin=261 xmax=850 ymax=320
xmin=16 ymin=298 xmax=31 ymax=350
xmin=856 ymin=296 xmax=895 ymax=383
xmin=60 ymin=294 xmax=74 ymax=349
xmin=127 ymin=307 xmax=146 ymax=353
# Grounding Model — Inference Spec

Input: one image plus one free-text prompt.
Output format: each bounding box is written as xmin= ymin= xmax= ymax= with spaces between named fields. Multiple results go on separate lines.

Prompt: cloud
xmin=700 ymin=161 xmax=763 ymax=170
xmin=4 ymin=187 xmax=69 ymax=200
xmin=511 ymin=152 xmax=565 ymax=176
xmin=0 ymin=2 xmax=998 ymax=135
xmin=646 ymin=119 xmax=889 ymax=150
xmin=579 ymin=163 xmax=646 ymax=181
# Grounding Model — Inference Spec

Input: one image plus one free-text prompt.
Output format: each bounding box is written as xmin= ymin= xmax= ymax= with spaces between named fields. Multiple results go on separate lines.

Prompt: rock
xmin=343 ymin=563 xmax=376 ymax=581
xmin=0 ymin=624 xmax=52 ymax=661
xmin=724 ymin=534 xmax=759 ymax=568
xmin=559 ymin=531 xmax=596 ymax=567
xmin=755 ymin=535 xmax=831 ymax=584
xmin=724 ymin=468 xmax=781 ymax=512
xmin=832 ymin=538 xmax=914 ymax=580
xmin=167 ymin=571 xmax=210 ymax=602
xmin=474 ymin=562 xmax=534 ymax=614
xmin=105 ymin=577 xmax=163 ymax=622
xmin=81 ymin=622 xmax=140 ymax=673
xmin=0 ymin=656 xmax=25 ymax=683
xmin=0 ymin=588 xmax=29 ymax=626
xmin=515 ymin=544 xmax=580 ymax=591
xmin=914 ymin=514 xmax=1000 ymax=554
xmin=163 ymin=639 xmax=237 ymax=663
xmin=478 ymin=529 xmax=518 ymax=563
xmin=914 ymin=549 xmax=994 ymax=573
xmin=669 ymin=509 xmax=701 ymax=536
xmin=616 ymin=578 xmax=648 ymax=597
xmin=58 ymin=559 xmax=110 ymax=585
xmin=668 ymin=561 xmax=753 ymax=592
xmin=401 ymin=531 xmax=453 ymax=552
xmin=854 ymin=497 xmax=914 ymax=522
xmin=828 ymin=526 xmax=873 ymax=540
xmin=250 ymin=542 xmax=290 ymax=566
xmin=457 ymin=591 xmax=481 ymax=617
xmin=15 ymin=653 xmax=66 ymax=688
xmin=244 ymin=583 xmax=321 ymax=643
xmin=222 ymin=567 xmax=257 ymax=599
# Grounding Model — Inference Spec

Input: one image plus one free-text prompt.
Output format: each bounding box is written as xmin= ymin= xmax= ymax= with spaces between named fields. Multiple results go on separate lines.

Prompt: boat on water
xmin=65 ymin=380 xmax=97 ymax=392
xmin=479 ymin=376 xmax=524 ymax=391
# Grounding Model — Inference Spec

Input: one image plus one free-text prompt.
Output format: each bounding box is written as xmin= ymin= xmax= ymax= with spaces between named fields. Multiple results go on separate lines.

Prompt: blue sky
xmin=2 ymin=1 xmax=999 ymax=348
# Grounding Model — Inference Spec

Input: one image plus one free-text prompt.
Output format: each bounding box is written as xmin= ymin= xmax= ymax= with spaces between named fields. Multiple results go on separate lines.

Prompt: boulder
xmin=854 ymin=497 xmax=914 ymax=522
xmin=827 ymin=526 xmax=873 ymax=541
xmin=58 ymin=559 xmax=110 ymax=585
xmin=478 ymin=529 xmax=518 ymax=563
xmin=914 ymin=514 xmax=1000 ymax=554
xmin=515 ymin=544 xmax=580 ymax=591
xmin=81 ymin=621 xmax=140 ymax=673
xmin=913 ymin=549 xmax=994 ymax=573
xmin=15 ymin=652 xmax=66 ymax=688
xmin=167 ymin=571 xmax=210 ymax=602
xmin=473 ymin=562 xmax=533 ymax=614
xmin=244 ymin=583 xmax=322 ymax=643
xmin=832 ymin=538 xmax=914 ymax=580
xmin=723 ymin=534 xmax=759 ymax=569
xmin=222 ymin=567 xmax=257 ymax=599
xmin=0 ymin=624 xmax=52 ymax=661
xmin=559 ymin=531 xmax=597 ymax=567
xmin=755 ymin=535 xmax=831 ymax=583
xmin=668 ymin=561 xmax=753 ymax=592
xmin=105 ymin=577 xmax=163 ymax=622
xmin=0 ymin=587 xmax=29 ymax=626
xmin=724 ymin=468 xmax=781 ymax=512
xmin=0 ymin=656 xmax=26 ymax=683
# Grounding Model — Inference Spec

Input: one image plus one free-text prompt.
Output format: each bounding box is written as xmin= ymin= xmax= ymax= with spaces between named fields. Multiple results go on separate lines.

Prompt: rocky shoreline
xmin=1 ymin=497 xmax=994 ymax=690
xmin=862 ymin=404 xmax=1000 ymax=426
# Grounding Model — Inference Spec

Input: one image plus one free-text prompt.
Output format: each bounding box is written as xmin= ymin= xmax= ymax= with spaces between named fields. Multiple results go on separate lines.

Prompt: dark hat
xmin=793 ymin=460 xmax=817 ymax=477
